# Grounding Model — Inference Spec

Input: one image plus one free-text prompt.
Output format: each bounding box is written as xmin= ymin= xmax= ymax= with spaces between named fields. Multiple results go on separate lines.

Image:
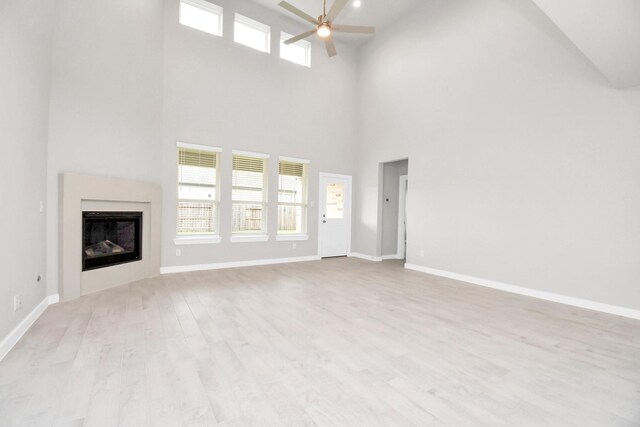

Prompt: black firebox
xmin=82 ymin=211 xmax=142 ymax=271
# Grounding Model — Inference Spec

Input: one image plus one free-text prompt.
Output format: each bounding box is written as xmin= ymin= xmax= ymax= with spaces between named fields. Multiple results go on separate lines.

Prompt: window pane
xmin=178 ymin=201 xmax=217 ymax=234
xmin=232 ymin=170 xmax=264 ymax=202
xmin=232 ymin=203 xmax=264 ymax=232
xmin=178 ymin=165 xmax=216 ymax=200
xmin=278 ymin=175 xmax=303 ymax=203
xmin=278 ymin=205 xmax=304 ymax=233
xmin=280 ymin=33 xmax=311 ymax=67
xmin=177 ymin=146 xmax=218 ymax=235
xmin=326 ymin=183 xmax=344 ymax=219
xmin=234 ymin=15 xmax=270 ymax=53
xmin=180 ymin=1 xmax=222 ymax=37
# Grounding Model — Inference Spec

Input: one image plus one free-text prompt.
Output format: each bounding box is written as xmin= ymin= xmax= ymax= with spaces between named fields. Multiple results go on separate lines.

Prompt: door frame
xmin=397 ymin=175 xmax=408 ymax=259
xmin=318 ymin=173 xmax=353 ymax=258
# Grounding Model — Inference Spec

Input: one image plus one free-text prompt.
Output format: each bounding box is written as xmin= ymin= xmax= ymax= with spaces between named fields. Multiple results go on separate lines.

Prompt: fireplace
xmin=82 ymin=211 xmax=142 ymax=271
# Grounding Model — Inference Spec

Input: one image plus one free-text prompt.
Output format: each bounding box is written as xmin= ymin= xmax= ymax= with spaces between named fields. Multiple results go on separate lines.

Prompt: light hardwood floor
xmin=1 ymin=258 xmax=639 ymax=426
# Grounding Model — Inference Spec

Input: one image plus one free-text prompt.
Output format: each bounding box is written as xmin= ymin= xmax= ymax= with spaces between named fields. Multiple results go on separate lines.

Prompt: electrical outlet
xmin=292 ymin=243 xmax=297 ymax=249
xmin=39 ymin=201 xmax=44 ymax=213
xmin=13 ymin=294 xmax=22 ymax=311
xmin=176 ymin=249 xmax=182 ymax=257
xmin=419 ymin=249 xmax=425 ymax=257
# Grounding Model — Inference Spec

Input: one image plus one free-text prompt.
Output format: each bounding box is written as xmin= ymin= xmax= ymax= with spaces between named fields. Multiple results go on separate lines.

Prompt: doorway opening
xmin=378 ymin=159 xmax=409 ymax=260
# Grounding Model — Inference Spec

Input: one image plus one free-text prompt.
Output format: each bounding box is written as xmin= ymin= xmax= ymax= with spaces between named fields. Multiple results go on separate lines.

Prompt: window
xmin=234 ymin=14 xmax=271 ymax=53
xmin=179 ymin=0 xmax=223 ymax=37
xmin=280 ymin=32 xmax=311 ymax=67
xmin=177 ymin=143 xmax=220 ymax=236
xmin=232 ymin=152 xmax=268 ymax=235
xmin=278 ymin=158 xmax=308 ymax=235
xmin=325 ymin=183 xmax=345 ymax=219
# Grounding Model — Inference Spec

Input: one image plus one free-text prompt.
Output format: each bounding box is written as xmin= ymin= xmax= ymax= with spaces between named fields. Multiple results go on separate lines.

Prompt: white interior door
xmin=319 ymin=173 xmax=352 ymax=258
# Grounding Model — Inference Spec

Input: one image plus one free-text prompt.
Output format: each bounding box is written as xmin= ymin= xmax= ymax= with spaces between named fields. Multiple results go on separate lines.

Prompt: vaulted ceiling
xmin=254 ymin=0 xmax=640 ymax=89
xmin=250 ymin=0 xmax=424 ymax=44
xmin=531 ymin=0 xmax=640 ymax=89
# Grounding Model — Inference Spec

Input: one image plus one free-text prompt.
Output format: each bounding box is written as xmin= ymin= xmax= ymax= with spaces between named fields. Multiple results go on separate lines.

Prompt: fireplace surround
xmin=59 ymin=173 xmax=161 ymax=300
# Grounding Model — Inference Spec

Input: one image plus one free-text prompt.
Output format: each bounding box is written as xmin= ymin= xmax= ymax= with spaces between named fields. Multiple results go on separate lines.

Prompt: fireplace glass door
xmin=82 ymin=211 xmax=142 ymax=271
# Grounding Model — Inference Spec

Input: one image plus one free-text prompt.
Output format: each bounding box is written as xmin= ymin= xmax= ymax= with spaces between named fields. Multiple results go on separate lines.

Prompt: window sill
xmin=174 ymin=235 xmax=222 ymax=245
xmin=276 ymin=234 xmax=309 ymax=241
xmin=230 ymin=234 xmax=269 ymax=243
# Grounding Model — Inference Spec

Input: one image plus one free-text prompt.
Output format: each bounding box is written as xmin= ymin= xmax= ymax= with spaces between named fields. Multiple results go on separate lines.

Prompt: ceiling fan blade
xmin=284 ymin=29 xmax=317 ymax=45
xmin=332 ymin=24 xmax=376 ymax=34
xmin=326 ymin=0 xmax=349 ymax=23
xmin=324 ymin=34 xmax=337 ymax=57
xmin=278 ymin=1 xmax=318 ymax=25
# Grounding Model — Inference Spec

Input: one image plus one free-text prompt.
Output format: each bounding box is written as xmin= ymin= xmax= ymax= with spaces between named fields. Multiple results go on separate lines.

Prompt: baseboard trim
xmin=348 ymin=252 xmax=382 ymax=262
xmin=405 ymin=264 xmax=640 ymax=320
xmin=381 ymin=254 xmax=403 ymax=260
xmin=0 ymin=295 xmax=54 ymax=362
xmin=160 ymin=255 xmax=322 ymax=275
xmin=48 ymin=294 xmax=60 ymax=305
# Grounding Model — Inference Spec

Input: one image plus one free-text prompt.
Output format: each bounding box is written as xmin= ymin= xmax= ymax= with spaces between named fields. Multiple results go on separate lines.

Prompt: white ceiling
xmin=249 ymin=0 xmax=424 ymax=44
xmin=253 ymin=0 xmax=640 ymax=88
xmin=531 ymin=0 xmax=640 ymax=89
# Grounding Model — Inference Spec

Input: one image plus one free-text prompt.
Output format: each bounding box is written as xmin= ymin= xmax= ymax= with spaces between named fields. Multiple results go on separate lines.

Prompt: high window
xmin=278 ymin=158 xmax=308 ymax=236
xmin=234 ymin=14 xmax=271 ymax=53
xmin=232 ymin=152 xmax=269 ymax=237
xmin=177 ymin=143 xmax=221 ymax=236
xmin=179 ymin=0 xmax=223 ymax=37
xmin=280 ymin=32 xmax=311 ymax=67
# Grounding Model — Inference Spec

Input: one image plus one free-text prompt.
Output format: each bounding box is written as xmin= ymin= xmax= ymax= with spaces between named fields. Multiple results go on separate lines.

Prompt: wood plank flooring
xmin=1 ymin=258 xmax=639 ymax=426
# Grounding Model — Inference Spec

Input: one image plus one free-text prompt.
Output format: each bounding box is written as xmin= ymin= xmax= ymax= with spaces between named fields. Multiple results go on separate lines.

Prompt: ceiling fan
xmin=279 ymin=0 xmax=376 ymax=57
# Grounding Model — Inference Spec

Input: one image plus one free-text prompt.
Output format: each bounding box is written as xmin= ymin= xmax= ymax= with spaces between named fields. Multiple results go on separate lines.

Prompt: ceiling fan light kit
xmin=317 ymin=23 xmax=332 ymax=38
xmin=278 ymin=0 xmax=375 ymax=57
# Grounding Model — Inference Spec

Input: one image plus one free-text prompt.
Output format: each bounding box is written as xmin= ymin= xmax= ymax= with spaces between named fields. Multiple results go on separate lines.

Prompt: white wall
xmin=0 ymin=0 xmax=56 ymax=338
xmin=43 ymin=0 xmax=357 ymax=294
xmin=46 ymin=0 xmax=165 ymax=294
xmin=355 ymin=0 xmax=640 ymax=310
xmin=160 ymin=0 xmax=358 ymax=268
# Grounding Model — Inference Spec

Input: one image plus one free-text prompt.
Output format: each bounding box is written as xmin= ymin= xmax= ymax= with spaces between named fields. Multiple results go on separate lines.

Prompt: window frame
xmin=230 ymin=150 xmax=270 ymax=241
xmin=234 ymin=13 xmax=272 ymax=53
xmin=175 ymin=142 xmax=222 ymax=243
xmin=280 ymin=32 xmax=312 ymax=68
xmin=179 ymin=0 xmax=224 ymax=37
xmin=277 ymin=156 xmax=310 ymax=240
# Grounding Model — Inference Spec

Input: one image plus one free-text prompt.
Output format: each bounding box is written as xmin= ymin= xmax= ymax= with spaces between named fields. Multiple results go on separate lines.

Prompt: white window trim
xmin=232 ymin=149 xmax=270 ymax=159
xmin=234 ymin=13 xmax=271 ymax=53
xmin=230 ymin=234 xmax=270 ymax=243
xmin=176 ymin=142 xmax=221 ymax=238
xmin=180 ymin=0 xmax=224 ymax=37
xmin=174 ymin=235 xmax=222 ymax=245
xmin=280 ymin=32 xmax=312 ymax=68
xmin=232 ymin=151 xmax=269 ymax=236
xmin=276 ymin=234 xmax=309 ymax=241
xmin=177 ymin=141 xmax=222 ymax=153
xmin=279 ymin=156 xmax=310 ymax=164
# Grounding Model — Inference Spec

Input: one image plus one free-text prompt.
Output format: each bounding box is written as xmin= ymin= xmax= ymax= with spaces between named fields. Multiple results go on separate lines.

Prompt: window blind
xmin=179 ymin=148 xmax=217 ymax=169
xmin=279 ymin=161 xmax=304 ymax=177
